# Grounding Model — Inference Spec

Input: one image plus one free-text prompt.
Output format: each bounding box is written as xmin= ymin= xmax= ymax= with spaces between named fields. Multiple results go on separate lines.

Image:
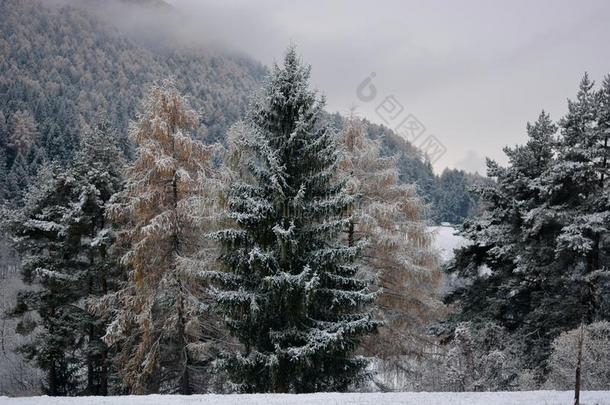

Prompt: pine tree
xmin=445 ymin=110 xmax=560 ymax=377
xmin=446 ymin=75 xmax=610 ymax=382
xmin=208 ymin=48 xmax=379 ymax=393
xmin=598 ymin=75 xmax=610 ymax=192
xmin=4 ymin=163 xmax=83 ymax=396
xmin=101 ymin=82 xmax=219 ymax=394
xmin=0 ymin=111 xmax=8 ymax=202
xmin=3 ymin=122 xmax=124 ymax=396
xmin=5 ymin=154 xmax=30 ymax=205
xmin=537 ymin=74 xmax=610 ymax=370
xmin=336 ymin=117 xmax=443 ymax=388
xmin=72 ymin=122 xmax=125 ymax=395
xmin=434 ymin=169 xmax=478 ymax=224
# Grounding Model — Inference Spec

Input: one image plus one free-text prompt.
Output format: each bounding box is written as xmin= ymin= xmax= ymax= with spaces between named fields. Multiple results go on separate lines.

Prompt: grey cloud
xmin=166 ymin=0 xmax=610 ymax=173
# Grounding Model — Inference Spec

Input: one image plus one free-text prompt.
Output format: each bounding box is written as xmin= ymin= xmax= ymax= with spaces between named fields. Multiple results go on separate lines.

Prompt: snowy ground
xmin=1 ymin=391 xmax=610 ymax=405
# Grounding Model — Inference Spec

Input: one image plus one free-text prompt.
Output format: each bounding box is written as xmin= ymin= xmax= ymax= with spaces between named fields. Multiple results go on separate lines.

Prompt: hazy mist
xmin=54 ymin=0 xmax=610 ymax=173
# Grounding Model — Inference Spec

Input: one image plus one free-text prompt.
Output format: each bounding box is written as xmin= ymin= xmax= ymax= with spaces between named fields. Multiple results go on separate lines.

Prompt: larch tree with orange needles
xmin=338 ymin=117 xmax=445 ymax=390
xmin=101 ymin=82 xmax=220 ymax=394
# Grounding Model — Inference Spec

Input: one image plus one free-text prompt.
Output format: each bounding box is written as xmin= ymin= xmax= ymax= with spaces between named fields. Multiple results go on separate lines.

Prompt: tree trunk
xmin=574 ymin=322 xmax=584 ymax=405
xmin=87 ymin=270 xmax=94 ymax=394
xmin=177 ymin=291 xmax=191 ymax=395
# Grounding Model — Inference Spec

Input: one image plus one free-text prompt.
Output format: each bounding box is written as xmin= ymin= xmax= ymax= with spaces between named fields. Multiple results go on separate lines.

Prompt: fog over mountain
xmin=167 ymin=0 xmax=610 ymax=173
xmin=0 ymin=0 xmax=483 ymax=225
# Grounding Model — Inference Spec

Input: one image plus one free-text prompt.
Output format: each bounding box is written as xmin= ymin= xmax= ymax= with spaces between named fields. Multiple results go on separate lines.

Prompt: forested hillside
xmin=0 ymin=0 xmax=266 ymax=202
xmin=0 ymin=0 xmax=481 ymax=223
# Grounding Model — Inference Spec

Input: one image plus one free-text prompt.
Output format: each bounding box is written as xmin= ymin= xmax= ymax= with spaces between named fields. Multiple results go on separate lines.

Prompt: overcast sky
xmin=168 ymin=0 xmax=610 ymax=173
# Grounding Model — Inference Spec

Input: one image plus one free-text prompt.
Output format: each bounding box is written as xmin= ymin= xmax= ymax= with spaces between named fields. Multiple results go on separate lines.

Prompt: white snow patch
xmin=1 ymin=391 xmax=609 ymax=405
xmin=429 ymin=225 xmax=468 ymax=262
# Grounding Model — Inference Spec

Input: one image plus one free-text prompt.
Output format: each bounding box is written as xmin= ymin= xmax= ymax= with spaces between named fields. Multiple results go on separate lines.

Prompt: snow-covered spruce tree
xmin=3 ymin=123 xmax=123 ymax=396
xmin=208 ymin=48 xmax=379 ymax=393
xmin=0 ymin=112 xmax=8 ymax=202
xmin=3 ymin=163 xmax=82 ymax=396
xmin=101 ymin=82 xmax=219 ymax=394
xmin=336 ymin=117 xmax=443 ymax=390
xmin=73 ymin=122 xmax=125 ymax=395
xmin=593 ymin=74 xmax=610 ymax=318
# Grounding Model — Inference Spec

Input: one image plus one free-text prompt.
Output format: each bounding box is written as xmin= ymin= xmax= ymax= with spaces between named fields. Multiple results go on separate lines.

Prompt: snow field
xmin=1 ymin=391 xmax=610 ymax=405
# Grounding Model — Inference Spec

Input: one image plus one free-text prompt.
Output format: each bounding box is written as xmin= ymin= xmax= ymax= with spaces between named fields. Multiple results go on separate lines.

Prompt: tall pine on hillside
xmin=337 ymin=117 xmax=443 ymax=389
xmin=208 ymin=49 xmax=379 ymax=393
xmin=101 ymin=82 xmax=219 ymax=394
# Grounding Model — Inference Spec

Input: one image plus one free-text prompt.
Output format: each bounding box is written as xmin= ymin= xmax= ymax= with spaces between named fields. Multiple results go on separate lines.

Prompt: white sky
xmin=168 ymin=0 xmax=610 ymax=173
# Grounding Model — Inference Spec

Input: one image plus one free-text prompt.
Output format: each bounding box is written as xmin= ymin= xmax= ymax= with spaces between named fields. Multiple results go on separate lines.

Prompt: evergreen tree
xmin=72 ymin=122 xmax=125 ymax=395
xmin=5 ymin=153 xmax=30 ymax=205
xmin=597 ymin=75 xmax=610 ymax=317
xmin=3 ymin=123 xmax=124 ymax=395
xmin=101 ymin=82 xmax=219 ymax=394
xmin=434 ymin=169 xmax=478 ymax=224
xmin=445 ymin=110 xmax=560 ymax=377
xmin=208 ymin=48 xmax=379 ymax=393
xmin=446 ymin=75 xmax=610 ymax=381
xmin=537 ymin=74 xmax=610 ymax=356
xmin=336 ymin=117 xmax=443 ymax=389
xmin=4 ymin=163 xmax=82 ymax=396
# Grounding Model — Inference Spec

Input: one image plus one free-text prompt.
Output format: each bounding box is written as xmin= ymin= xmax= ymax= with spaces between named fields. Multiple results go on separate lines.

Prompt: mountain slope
xmin=0 ymin=0 xmax=480 ymax=220
xmin=0 ymin=0 xmax=266 ymax=197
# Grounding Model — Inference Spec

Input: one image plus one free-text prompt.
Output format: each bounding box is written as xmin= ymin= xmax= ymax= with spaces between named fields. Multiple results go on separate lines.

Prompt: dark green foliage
xmin=433 ymin=169 xmax=486 ymax=224
xmin=5 ymin=154 xmax=31 ymax=206
xmin=210 ymin=49 xmax=379 ymax=393
xmin=0 ymin=112 xmax=7 ymax=202
xmin=4 ymin=124 xmax=124 ymax=395
xmin=445 ymin=76 xmax=610 ymax=381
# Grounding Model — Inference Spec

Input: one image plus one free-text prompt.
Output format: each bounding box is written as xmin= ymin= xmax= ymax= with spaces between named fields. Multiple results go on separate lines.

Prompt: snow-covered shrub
xmin=444 ymin=322 xmax=527 ymax=391
xmin=545 ymin=322 xmax=610 ymax=390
